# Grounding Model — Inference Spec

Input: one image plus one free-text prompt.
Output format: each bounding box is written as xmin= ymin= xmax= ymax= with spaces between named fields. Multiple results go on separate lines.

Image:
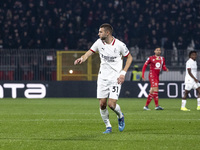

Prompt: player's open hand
xmin=74 ymin=57 xmax=83 ymax=65
xmin=117 ymin=75 xmax=125 ymax=85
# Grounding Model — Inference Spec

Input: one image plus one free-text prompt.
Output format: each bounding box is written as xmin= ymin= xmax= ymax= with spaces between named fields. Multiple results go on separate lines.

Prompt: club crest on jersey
xmin=155 ymin=62 xmax=161 ymax=68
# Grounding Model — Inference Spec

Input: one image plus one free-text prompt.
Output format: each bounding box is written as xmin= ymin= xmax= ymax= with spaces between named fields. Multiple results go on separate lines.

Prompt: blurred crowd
xmin=0 ymin=0 xmax=200 ymax=51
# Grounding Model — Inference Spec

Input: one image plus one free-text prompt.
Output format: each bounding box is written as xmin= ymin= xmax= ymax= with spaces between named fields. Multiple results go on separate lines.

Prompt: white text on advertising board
xmin=0 ymin=83 xmax=46 ymax=99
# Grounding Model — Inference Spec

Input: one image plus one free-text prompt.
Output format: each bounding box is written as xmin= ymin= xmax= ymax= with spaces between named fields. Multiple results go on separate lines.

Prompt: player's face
xmin=190 ymin=53 xmax=197 ymax=60
xmin=98 ymin=28 xmax=108 ymax=40
xmin=154 ymin=48 xmax=161 ymax=56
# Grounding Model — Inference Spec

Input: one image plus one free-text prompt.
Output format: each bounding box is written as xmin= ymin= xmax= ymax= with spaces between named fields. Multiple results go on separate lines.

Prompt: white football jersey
xmin=90 ymin=38 xmax=129 ymax=80
xmin=185 ymin=58 xmax=198 ymax=84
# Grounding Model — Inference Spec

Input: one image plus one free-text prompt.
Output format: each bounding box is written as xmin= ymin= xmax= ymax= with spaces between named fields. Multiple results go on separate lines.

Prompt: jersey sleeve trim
xmin=89 ymin=49 xmax=96 ymax=53
xmin=124 ymin=52 xmax=130 ymax=57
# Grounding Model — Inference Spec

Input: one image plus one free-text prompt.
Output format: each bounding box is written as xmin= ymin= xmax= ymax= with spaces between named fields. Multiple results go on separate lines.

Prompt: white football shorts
xmin=97 ymin=78 xmax=121 ymax=100
xmin=185 ymin=82 xmax=200 ymax=91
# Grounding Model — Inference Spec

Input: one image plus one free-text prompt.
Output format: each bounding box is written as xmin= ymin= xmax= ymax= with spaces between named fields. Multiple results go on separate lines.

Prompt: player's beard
xmin=156 ymin=53 xmax=161 ymax=56
xmin=100 ymin=36 xmax=107 ymax=40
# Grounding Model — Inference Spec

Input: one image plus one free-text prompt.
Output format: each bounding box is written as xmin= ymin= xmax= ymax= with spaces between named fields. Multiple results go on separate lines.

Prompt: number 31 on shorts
xmin=112 ymin=86 xmax=119 ymax=93
xmin=110 ymin=85 xmax=121 ymax=99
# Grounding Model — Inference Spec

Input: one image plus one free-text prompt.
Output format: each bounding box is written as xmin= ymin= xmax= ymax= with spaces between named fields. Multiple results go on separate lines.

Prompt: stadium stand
xmin=0 ymin=0 xmax=199 ymax=81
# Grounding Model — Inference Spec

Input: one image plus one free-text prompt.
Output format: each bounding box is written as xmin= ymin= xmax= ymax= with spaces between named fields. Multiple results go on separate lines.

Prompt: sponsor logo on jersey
xmin=155 ymin=62 xmax=161 ymax=68
xmin=101 ymin=54 xmax=117 ymax=62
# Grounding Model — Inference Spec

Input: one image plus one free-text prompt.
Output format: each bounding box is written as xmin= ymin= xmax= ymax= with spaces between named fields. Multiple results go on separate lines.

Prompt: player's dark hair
xmin=189 ymin=50 xmax=197 ymax=57
xmin=100 ymin=23 xmax=113 ymax=34
xmin=155 ymin=47 xmax=161 ymax=50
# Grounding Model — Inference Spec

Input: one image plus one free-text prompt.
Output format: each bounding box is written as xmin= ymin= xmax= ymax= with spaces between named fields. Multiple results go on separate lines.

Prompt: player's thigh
xmin=185 ymin=83 xmax=193 ymax=91
xmin=97 ymin=79 xmax=109 ymax=99
xmin=109 ymin=82 xmax=121 ymax=100
xmin=193 ymin=82 xmax=200 ymax=90
xmin=149 ymin=78 xmax=159 ymax=89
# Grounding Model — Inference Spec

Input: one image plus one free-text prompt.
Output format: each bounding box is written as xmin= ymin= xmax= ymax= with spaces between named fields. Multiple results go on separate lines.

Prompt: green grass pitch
xmin=0 ymin=98 xmax=199 ymax=150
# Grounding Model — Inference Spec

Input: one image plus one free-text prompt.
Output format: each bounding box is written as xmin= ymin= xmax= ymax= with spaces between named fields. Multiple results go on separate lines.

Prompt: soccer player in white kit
xmin=181 ymin=51 xmax=200 ymax=111
xmin=74 ymin=23 xmax=133 ymax=133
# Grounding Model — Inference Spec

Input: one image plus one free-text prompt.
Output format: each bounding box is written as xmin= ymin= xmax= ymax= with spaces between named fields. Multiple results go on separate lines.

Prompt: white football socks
xmin=113 ymin=104 xmax=123 ymax=119
xmin=181 ymin=100 xmax=186 ymax=108
xmin=100 ymin=108 xmax=111 ymax=128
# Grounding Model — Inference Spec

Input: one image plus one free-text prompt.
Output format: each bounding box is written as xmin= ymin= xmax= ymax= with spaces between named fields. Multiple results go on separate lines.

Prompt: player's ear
xmin=106 ymin=30 xmax=110 ymax=36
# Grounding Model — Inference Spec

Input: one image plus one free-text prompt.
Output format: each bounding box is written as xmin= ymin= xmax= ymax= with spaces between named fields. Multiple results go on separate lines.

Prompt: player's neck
xmin=104 ymin=36 xmax=114 ymax=44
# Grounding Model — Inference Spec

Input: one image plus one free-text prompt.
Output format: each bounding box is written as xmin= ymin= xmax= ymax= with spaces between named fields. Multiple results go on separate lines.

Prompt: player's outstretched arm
xmin=162 ymin=57 xmax=168 ymax=71
xmin=74 ymin=50 xmax=94 ymax=65
xmin=142 ymin=63 xmax=147 ymax=81
xmin=123 ymin=53 xmax=133 ymax=72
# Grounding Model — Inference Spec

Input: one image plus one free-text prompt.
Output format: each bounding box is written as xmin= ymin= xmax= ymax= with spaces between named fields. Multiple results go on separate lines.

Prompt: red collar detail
xmin=112 ymin=39 xmax=115 ymax=45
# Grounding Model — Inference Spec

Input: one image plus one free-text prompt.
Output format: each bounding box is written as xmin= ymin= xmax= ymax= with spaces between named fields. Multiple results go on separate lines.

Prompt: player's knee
xmin=182 ymin=95 xmax=187 ymax=99
xmin=183 ymin=91 xmax=189 ymax=99
xmin=108 ymin=103 xmax=115 ymax=110
xmin=100 ymin=103 xmax=107 ymax=109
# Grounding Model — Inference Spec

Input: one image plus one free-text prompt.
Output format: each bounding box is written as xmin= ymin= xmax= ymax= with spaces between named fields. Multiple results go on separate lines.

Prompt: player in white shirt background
xmin=181 ymin=51 xmax=200 ymax=111
xmin=74 ymin=23 xmax=133 ymax=133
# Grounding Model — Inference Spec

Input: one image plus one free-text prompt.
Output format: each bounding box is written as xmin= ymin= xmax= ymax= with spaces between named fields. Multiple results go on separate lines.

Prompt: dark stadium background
xmin=0 ymin=0 xmax=199 ymax=98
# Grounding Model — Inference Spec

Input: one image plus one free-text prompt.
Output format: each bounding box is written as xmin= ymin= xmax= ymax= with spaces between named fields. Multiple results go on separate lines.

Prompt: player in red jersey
xmin=142 ymin=48 xmax=169 ymax=110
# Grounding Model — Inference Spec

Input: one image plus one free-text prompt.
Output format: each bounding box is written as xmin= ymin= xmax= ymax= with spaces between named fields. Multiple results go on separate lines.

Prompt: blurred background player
xmin=142 ymin=48 xmax=169 ymax=110
xmin=181 ymin=51 xmax=200 ymax=111
xmin=74 ymin=23 xmax=133 ymax=133
xmin=131 ymin=65 xmax=142 ymax=81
